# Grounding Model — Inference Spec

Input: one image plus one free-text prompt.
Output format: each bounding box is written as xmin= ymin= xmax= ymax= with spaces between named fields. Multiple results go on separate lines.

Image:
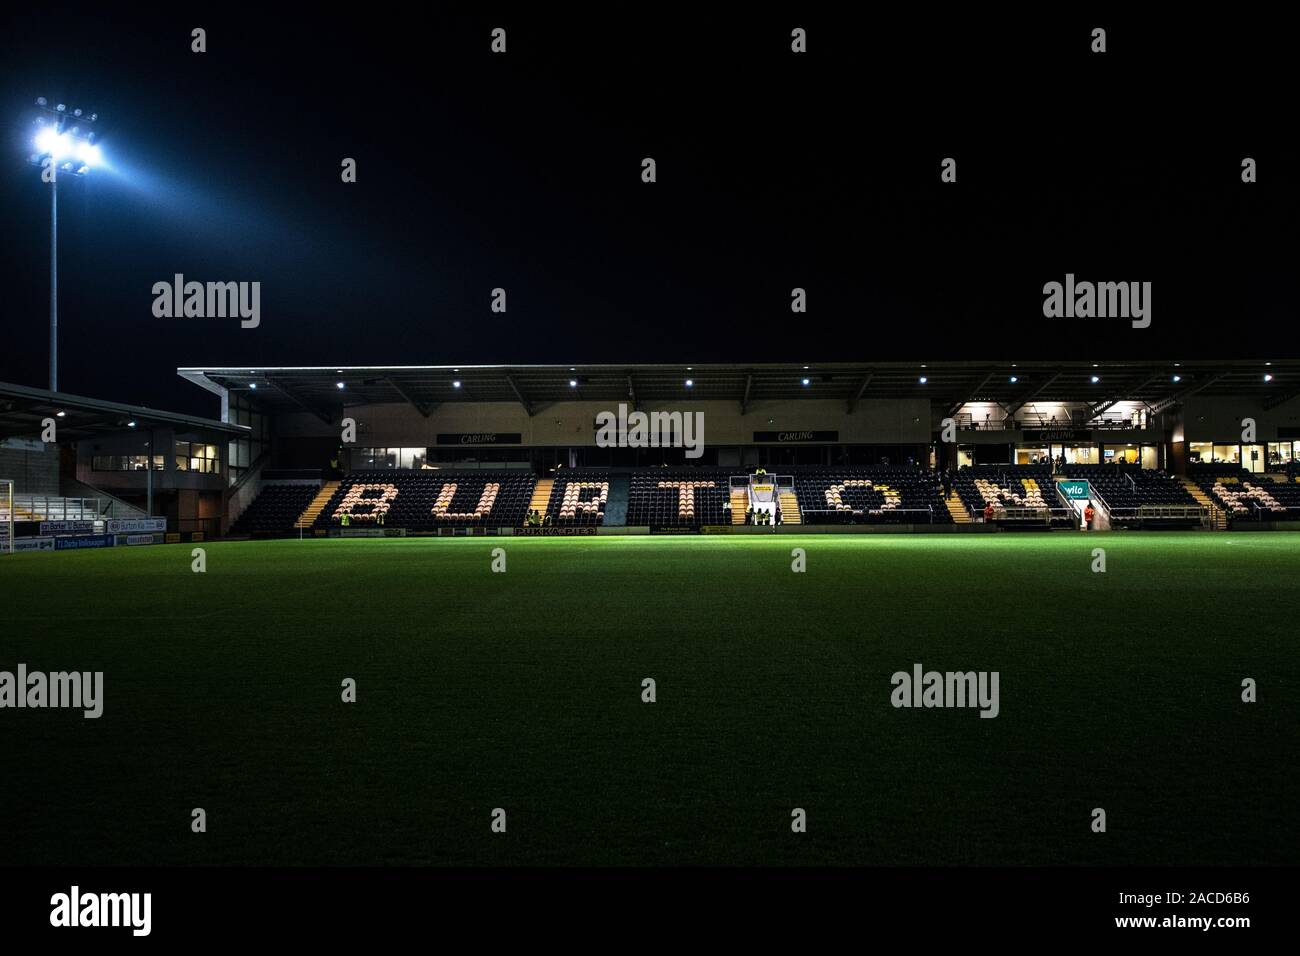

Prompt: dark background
xmin=1 ymin=8 xmax=1295 ymax=416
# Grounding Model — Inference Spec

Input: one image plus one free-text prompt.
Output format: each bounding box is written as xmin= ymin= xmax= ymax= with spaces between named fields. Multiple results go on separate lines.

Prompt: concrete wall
xmin=0 ymin=439 xmax=60 ymax=494
xmin=1182 ymin=394 xmax=1300 ymax=441
xmin=272 ymin=398 xmax=934 ymax=447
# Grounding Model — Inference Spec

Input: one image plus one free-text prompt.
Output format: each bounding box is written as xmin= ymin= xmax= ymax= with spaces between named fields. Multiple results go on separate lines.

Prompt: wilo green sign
xmin=1057 ymin=479 xmax=1091 ymax=500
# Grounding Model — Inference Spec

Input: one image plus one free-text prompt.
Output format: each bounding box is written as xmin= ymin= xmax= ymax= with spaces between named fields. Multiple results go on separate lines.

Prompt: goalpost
xmin=0 ymin=479 xmax=13 ymax=555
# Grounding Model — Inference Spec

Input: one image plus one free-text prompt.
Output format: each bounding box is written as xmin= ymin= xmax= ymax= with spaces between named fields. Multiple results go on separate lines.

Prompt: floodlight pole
xmin=33 ymin=98 xmax=101 ymax=391
xmin=49 ymin=166 xmax=58 ymax=392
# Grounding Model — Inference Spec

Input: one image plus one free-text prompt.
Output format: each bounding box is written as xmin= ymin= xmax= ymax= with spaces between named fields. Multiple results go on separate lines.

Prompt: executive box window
xmin=1268 ymin=441 xmax=1298 ymax=466
xmin=1189 ymin=442 xmax=1242 ymax=464
xmin=1188 ymin=442 xmax=1265 ymax=472
xmin=357 ymin=447 xmax=428 ymax=470
xmin=1015 ymin=446 xmax=1049 ymax=465
xmin=92 ymin=455 xmax=164 ymax=472
xmin=1063 ymin=445 xmax=1100 ymax=464
xmin=175 ymin=441 xmax=221 ymax=474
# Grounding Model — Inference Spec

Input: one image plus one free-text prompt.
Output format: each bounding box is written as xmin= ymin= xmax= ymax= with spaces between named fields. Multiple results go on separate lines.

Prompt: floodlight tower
xmin=28 ymin=97 xmax=103 ymax=392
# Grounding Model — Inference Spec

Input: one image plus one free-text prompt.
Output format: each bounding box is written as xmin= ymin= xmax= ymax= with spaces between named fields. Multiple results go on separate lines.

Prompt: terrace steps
xmin=603 ymin=475 xmax=629 ymax=526
xmin=945 ymin=491 xmax=972 ymax=523
xmin=528 ymin=479 xmax=554 ymax=517
xmin=777 ymin=490 xmax=801 ymax=525
xmin=730 ymin=489 xmax=749 ymax=524
xmin=294 ymin=480 xmax=339 ymax=529
xmin=1182 ymin=479 xmax=1226 ymax=529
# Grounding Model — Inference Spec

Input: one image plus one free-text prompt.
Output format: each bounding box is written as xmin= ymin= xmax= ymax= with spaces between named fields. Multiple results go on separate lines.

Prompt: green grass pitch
xmin=2 ymin=533 xmax=1296 ymax=866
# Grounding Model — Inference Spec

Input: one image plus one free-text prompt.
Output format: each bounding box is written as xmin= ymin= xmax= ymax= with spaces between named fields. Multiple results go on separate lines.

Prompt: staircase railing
xmin=60 ymin=478 xmax=146 ymax=519
xmin=12 ymin=494 xmax=104 ymax=521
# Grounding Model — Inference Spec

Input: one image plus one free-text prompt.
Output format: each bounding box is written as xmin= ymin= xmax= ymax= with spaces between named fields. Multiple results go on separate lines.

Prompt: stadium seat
xmin=309 ymin=471 xmax=537 ymax=531
xmin=1059 ymin=463 xmax=1199 ymax=527
xmin=230 ymin=483 xmax=320 ymax=536
xmin=793 ymin=466 xmax=952 ymax=525
xmin=546 ymin=472 xmax=610 ymax=526
xmin=625 ymin=469 xmax=730 ymax=527
xmin=1190 ymin=464 xmax=1300 ymax=520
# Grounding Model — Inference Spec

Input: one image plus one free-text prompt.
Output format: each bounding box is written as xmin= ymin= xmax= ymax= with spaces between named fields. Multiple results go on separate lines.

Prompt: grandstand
xmin=169 ymin=360 xmax=1300 ymax=538
xmin=313 ymin=470 xmax=537 ymax=531
xmin=0 ymin=380 xmax=244 ymax=550
xmin=4 ymin=359 xmax=1300 ymax=549
xmin=1059 ymin=463 xmax=1202 ymax=528
xmin=793 ymin=466 xmax=951 ymax=525
xmin=229 ymin=482 xmax=318 ymax=537
xmin=1190 ymin=462 xmax=1300 ymax=521
xmin=544 ymin=470 xmax=611 ymax=526
xmin=626 ymin=469 xmax=730 ymax=527
xmin=952 ymin=464 xmax=1073 ymax=529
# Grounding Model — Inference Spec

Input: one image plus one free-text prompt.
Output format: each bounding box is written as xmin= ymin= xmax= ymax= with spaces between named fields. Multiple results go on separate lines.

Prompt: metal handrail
xmin=1090 ymin=485 xmax=1115 ymax=520
xmin=10 ymin=494 xmax=104 ymax=521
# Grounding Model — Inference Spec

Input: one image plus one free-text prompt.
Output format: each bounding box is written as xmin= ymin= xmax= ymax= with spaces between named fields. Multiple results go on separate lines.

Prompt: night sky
xmin=1 ymin=9 xmax=1295 ymax=417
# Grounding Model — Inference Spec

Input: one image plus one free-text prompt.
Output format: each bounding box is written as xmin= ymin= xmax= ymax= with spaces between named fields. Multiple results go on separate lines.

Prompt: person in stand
xmin=983 ymin=501 xmax=995 ymax=525
xmin=1083 ymin=503 xmax=1095 ymax=531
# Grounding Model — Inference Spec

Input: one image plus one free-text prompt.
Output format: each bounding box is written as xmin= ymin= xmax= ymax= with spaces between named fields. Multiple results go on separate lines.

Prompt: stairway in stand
xmin=294 ymin=480 xmax=339 ymax=530
xmin=777 ymin=490 xmax=801 ymax=525
xmin=945 ymin=491 xmax=972 ymax=523
xmin=1182 ymin=479 xmax=1227 ymax=530
xmin=603 ymin=475 xmax=630 ymax=526
xmin=730 ymin=488 xmax=749 ymax=525
xmin=528 ymin=479 xmax=553 ymax=519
